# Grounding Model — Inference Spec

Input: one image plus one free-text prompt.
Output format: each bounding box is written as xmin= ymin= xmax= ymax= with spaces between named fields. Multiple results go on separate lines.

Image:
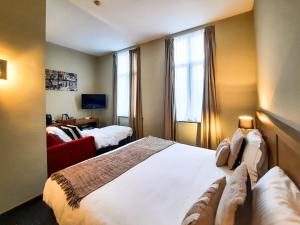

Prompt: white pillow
xmin=215 ymin=163 xmax=252 ymax=225
xmin=228 ymin=128 xmax=244 ymax=169
xmin=252 ymin=166 xmax=300 ymax=225
xmin=46 ymin=126 xmax=72 ymax=142
xmin=215 ymin=138 xmax=230 ymax=167
xmin=242 ymin=129 xmax=268 ymax=185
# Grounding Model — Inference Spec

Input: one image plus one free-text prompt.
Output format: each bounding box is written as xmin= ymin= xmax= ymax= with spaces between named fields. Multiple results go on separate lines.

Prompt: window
xmin=117 ymin=51 xmax=130 ymax=117
xmin=174 ymin=30 xmax=204 ymax=122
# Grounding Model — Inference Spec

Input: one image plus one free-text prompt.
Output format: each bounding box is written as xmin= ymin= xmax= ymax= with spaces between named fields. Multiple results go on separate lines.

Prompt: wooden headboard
xmin=256 ymin=111 xmax=300 ymax=188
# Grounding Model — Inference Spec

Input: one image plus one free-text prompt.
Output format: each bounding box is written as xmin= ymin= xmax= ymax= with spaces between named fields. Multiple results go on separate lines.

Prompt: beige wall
xmin=254 ymin=0 xmax=300 ymax=131
xmin=140 ymin=39 xmax=166 ymax=137
xmin=176 ymin=122 xmax=198 ymax=146
xmin=96 ymin=11 xmax=257 ymax=145
xmin=0 ymin=0 xmax=46 ymax=213
xmin=216 ymin=12 xmax=257 ymax=139
xmin=96 ymin=40 xmax=167 ymax=137
xmin=95 ymin=54 xmax=114 ymax=123
xmin=46 ymin=43 xmax=98 ymax=120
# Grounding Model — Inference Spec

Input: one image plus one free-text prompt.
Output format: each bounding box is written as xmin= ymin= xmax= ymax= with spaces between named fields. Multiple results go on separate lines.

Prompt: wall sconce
xmin=0 ymin=59 xmax=7 ymax=80
xmin=238 ymin=115 xmax=254 ymax=129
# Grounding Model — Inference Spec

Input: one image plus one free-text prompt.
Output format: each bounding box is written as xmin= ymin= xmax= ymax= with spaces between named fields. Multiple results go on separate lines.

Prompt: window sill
xmin=176 ymin=121 xmax=200 ymax=124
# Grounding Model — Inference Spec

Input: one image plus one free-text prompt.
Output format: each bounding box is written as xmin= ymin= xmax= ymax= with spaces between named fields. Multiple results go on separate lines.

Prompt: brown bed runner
xmin=51 ymin=136 xmax=175 ymax=208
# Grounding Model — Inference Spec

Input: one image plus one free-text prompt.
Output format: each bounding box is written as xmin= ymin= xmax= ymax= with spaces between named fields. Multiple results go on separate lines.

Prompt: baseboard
xmin=0 ymin=194 xmax=42 ymax=216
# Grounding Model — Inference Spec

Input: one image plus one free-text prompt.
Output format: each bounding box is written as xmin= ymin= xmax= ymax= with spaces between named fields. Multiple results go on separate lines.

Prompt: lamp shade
xmin=238 ymin=116 xmax=254 ymax=129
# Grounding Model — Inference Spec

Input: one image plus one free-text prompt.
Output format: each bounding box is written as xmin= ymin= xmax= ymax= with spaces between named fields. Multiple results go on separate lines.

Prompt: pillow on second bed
xmin=46 ymin=126 xmax=72 ymax=142
xmin=60 ymin=126 xmax=79 ymax=140
xmin=66 ymin=125 xmax=83 ymax=138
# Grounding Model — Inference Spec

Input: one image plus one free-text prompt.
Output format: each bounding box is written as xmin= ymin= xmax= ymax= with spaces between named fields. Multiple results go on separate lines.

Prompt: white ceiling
xmin=46 ymin=0 xmax=253 ymax=56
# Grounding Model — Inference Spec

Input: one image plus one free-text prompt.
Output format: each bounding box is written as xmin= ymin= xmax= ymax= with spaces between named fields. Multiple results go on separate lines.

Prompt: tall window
xmin=117 ymin=51 xmax=130 ymax=117
xmin=174 ymin=30 xmax=204 ymax=122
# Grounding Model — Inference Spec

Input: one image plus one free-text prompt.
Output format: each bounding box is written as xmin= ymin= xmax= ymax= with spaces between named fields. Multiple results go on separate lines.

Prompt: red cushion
xmin=47 ymin=136 xmax=96 ymax=176
xmin=53 ymin=133 xmax=65 ymax=143
xmin=47 ymin=133 xmax=64 ymax=147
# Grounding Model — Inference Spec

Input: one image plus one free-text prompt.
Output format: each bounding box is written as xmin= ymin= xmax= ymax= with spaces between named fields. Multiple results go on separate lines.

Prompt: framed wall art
xmin=45 ymin=69 xmax=78 ymax=91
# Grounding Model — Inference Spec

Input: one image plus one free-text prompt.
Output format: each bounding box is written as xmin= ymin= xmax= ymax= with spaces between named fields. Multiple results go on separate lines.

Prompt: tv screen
xmin=82 ymin=94 xmax=106 ymax=109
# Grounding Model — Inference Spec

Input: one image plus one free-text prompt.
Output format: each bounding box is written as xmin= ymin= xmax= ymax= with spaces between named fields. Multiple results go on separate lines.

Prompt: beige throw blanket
xmin=51 ymin=136 xmax=175 ymax=208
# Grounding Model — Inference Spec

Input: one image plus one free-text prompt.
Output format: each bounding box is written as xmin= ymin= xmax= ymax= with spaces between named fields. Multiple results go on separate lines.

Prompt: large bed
xmin=43 ymin=111 xmax=300 ymax=225
xmin=44 ymin=142 xmax=232 ymax=225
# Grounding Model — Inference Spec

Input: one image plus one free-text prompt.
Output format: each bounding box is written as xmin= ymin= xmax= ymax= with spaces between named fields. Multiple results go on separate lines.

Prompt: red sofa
xmin=47 ymin=133 xmax=96 ymax=177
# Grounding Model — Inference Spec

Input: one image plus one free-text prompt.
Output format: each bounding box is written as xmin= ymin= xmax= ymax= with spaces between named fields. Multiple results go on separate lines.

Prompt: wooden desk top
xmin=48 ymin=122 xmax=62 ymax=127
xmin=76 ymin=118 xmax=99 ymax=126
xmin=47 ymin=118 xmax=99 ymax=127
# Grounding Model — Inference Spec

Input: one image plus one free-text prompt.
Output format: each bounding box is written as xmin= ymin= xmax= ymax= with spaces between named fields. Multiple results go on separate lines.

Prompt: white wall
xmin=0 ymin=0 xmax=46 ymax=213
xmin=254 ymin=0 xmax=300 ymax=131
xmin=140 ymin=39 xmax=166 ymax=138
xmin=46 ymin=42 xmax=98 ymax=120
xmin=95 ymin=54 xmax=114 ymax=123
xmin=215 ymin=12 xmax=257 ymax=138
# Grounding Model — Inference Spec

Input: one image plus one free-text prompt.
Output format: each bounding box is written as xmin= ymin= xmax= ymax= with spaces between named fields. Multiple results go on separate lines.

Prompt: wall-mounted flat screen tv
xmin=82 ymin=94 xmax=106 ymax=109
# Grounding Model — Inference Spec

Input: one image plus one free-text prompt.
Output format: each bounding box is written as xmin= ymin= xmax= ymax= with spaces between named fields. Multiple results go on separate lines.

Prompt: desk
xmin=76 ymin=118 xmax=99 ymax=128
xmin=49 ymin=118 xmax=99 ymax=129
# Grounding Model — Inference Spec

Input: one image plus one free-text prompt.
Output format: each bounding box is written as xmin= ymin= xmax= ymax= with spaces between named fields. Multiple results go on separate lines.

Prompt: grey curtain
xmin=129 ymin=48 xmax=143 ymax=140
xmin=197 ymin=26 xmax=221 ymax=149
xmin=163 ymin=38 xmax=176 ymax=140
xmin=112 ymin=53 xmax=118 ymax=125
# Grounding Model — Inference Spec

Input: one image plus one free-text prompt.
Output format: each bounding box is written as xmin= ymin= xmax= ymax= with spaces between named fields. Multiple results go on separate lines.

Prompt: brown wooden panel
xmin=278 ymin=139 xmax=300 ymax=187
xmin=256 ymin=111 xmax=300 ymax=188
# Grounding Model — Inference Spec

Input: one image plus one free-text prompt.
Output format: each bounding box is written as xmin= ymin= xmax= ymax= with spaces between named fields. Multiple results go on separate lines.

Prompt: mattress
xmin=43 ymin=142 xmax=233 ymax=225
xmin=81 ymin=125 xmax=133 ymax=149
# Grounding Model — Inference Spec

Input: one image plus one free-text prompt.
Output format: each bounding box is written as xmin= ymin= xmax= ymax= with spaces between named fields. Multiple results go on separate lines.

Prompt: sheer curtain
xmin=116 ymin=51 xmax=130 ymax=118
xmin=174 ymin=30 xmax=204 ymax=122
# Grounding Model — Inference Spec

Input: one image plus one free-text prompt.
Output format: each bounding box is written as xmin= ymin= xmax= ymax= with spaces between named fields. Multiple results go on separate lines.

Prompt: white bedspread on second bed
xmin=81 ymin=125 xmax=133 ymax=149
xmin=43 ymin=143 xmax=232 ymax=225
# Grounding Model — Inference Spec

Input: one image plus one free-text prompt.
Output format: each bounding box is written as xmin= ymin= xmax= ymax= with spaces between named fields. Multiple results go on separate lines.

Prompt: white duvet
xmin=81 ymin=125 xmax=133 ymax=149
xmin=43 ymin=143 xmax=232 ymax=225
